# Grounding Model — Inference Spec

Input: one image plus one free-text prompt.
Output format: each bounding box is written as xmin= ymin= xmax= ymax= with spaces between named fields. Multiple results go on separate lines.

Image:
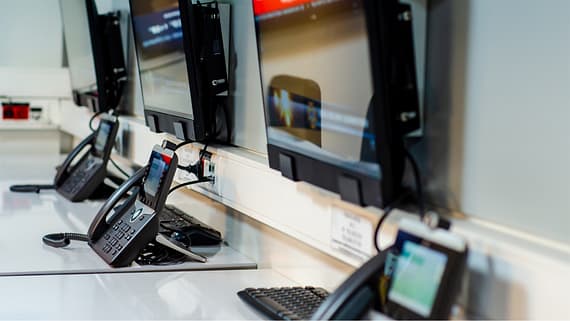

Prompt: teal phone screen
xmin=388 ymin=241 xmax=447 ymax=317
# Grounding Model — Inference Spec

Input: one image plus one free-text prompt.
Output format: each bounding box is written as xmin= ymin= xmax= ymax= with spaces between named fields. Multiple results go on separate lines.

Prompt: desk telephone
xmin=239 ymin=219 xmax=468 ymax=320
xmin=10 ymin=115 xmax=120 ymax=202
xmin=44 ymin=143 xmax=211 ymax=267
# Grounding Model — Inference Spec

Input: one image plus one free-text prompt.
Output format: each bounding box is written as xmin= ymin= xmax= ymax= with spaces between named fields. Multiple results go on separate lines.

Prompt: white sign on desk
xmin=330 ymin=208 xmax=374 ymax=261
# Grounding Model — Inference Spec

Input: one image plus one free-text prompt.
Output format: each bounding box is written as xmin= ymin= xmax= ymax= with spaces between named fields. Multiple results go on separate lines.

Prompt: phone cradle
xmin=155 ymin=234 xmax=207 ymax=263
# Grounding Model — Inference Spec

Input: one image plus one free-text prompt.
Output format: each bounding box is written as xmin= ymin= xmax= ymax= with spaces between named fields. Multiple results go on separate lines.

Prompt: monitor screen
xmin=388 ymin=241 xmax=448 ymax=317
xmin=60 ymin=0 xmax=97 ymax=95
xmin=130 ymin=0 xmax=194 ymax=120
xmin=254 ymin=0 xmax=379 ymax=179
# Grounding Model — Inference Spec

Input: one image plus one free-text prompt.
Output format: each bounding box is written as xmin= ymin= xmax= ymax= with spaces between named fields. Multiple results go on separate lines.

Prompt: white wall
xmin=423 ymin=0 xmax=570 ymax=244
xmin=0 ymin=0 xmax=63 ymax=68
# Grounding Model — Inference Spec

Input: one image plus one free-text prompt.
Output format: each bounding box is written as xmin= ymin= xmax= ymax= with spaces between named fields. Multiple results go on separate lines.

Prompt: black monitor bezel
xmin=84 ymin=0 xmax=112 ymax=113
xmin=253 ymin=0 xmax=409 ymax=208
xmin=60 ymin=0 xmax=99 ymax=110
xmin=128 ymin=0 xmax=209 ymax=142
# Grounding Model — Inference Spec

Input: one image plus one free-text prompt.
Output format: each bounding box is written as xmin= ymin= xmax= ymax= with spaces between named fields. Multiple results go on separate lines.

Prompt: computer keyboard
xmin=159 ymin=205 xmax=222 ymax=246
xmin=238 ymin=286 xmax=329 ymax=320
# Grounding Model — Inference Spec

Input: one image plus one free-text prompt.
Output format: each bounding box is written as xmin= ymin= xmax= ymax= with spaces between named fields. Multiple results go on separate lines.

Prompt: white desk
xmin=0 ymin=182 xmax=256 ymax=276
xmin=0 ymin=269 xmax=297 ymax=319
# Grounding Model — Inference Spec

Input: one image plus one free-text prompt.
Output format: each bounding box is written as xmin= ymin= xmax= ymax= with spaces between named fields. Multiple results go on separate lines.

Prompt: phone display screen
xmin=144 ymin=150 xmax=172 ymax=197
xmin=388 ymin=241 xmax=448 ymax=317
xmin=94 ymin=122 xmax=112 ymax=155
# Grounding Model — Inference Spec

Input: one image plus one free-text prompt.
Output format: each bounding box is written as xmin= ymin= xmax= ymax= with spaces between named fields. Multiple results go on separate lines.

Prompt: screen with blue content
xmin=254 ymin=0 xmax=379 ymax=178
xmin=144 ymin=151 xmax=169 ymax=197
xmin=130 ymin=0 xmax=194 ymax=119
xmin=94 ymin=122 xmax=111 ymax=154
xmin=388 ymin=241 xmax=448 ymax=317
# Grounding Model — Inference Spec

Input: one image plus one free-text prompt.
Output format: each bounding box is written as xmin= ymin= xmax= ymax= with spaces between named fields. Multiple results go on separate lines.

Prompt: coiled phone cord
xmin=42 ymin=233 xmax=90 ymax=248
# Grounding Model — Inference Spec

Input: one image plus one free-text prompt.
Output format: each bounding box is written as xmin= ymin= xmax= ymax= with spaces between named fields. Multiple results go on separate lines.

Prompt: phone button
xmin=130 ymin=208 xmax=143 ymax=222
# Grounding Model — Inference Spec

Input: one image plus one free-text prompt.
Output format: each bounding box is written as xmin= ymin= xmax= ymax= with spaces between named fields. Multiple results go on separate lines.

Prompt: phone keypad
xmin=93 ymin=202 xmax=158 ymax=267
xmin=59 ymin=157 xmax=103 ymax=195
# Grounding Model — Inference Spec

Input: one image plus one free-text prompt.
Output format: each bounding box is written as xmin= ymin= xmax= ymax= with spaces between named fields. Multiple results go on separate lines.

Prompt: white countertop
xmin=0 ymin=269 xmax=297 ymax=319
xmin=0 ymin=182 xmax=256 ymax=276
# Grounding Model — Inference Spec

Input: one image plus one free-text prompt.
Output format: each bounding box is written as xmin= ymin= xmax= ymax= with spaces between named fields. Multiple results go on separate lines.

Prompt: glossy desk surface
xmin=0 ymin=182 xmax=256 ymax=276
xmin=0 ymin=269 xmax=297 ymax=319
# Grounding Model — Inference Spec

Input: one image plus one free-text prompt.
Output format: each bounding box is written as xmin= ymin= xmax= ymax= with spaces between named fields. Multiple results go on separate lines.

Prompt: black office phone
xmin=43 ymin=141 xmax=214 ymax=267
xmin=89 ymin=144 xmax=178 ymax=267
xmin=239 ymin=219 xmax=468 ymax=320
xmin=10 ymin=115 xmax=120 ymax=202
xmin=56 ymin=115 xmax=121 ymax=201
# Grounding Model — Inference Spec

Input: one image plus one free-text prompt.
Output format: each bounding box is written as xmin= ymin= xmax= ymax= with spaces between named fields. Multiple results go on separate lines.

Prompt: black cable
xmin=222 ymin=100 xmax=232 ymax=145
xmin=199 ymin=143 xmax=209 ymax=162
xmin=175 ymin=140 xmax=195 ymax=151
xmin=135 ymin=241 xmax=187 ymax=266
xmin=404 ymin=148 xmax=425 ymax=219
xmin=109 ymin=157 xmax=130 ymax=178
xmin=168 ymin=178 xmax=212 ymax=195
xmin=373 ymin=147 xmax=425 ymax=252
xmin=42 ymin=233 xmax=89 ymax=248
xmin=88 ymin=111 xmax=106 ymax=132
xmin=374 ymin=206 xmax=395 ymax=253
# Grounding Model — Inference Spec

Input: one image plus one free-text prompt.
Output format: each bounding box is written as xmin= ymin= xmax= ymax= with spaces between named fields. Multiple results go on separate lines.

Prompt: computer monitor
xmin=129 ymin=0 xmax=210 ymax=141
xmin=60 ymin=0 xmax=126 ymax=113
xmin=253 ymin=0 xmax=420 ymax=207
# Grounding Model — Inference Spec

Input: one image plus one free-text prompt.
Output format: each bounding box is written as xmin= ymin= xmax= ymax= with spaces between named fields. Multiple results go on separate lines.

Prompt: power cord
xmin=176 ymin=143 xmax=210 ymax=179
xmin=404 ymin=148 xmax=425 ymax=219
xmin=168 ymin=178 xmax=213 ymax=196
xmin=109 ymin=157 xmax=130 ymax=178
xmin=88 ymin=111 xmax=107 ymax=132
xmin=374 ymin=147 xmax=425 ymax=252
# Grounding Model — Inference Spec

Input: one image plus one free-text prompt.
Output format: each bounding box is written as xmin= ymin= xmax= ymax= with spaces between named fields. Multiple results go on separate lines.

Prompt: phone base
xmin=87 ymin=175 xmax=126 ymax=201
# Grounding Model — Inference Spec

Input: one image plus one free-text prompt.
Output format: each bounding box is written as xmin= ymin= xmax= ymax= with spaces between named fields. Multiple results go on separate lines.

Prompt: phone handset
xmin=88 ymin=166 xmax=146 ymax=242
xmin=54 ymin=132 xmax=97 ymax=187
xmin=310 ymin=250 xmax=389 ymax=320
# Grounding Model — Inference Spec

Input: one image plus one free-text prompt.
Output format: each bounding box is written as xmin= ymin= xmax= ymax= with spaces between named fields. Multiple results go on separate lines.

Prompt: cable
xmin=404 ymin=148 xmax=425 ymax=219
xmin=374 ymin=206 xmax=395 ymax=253
xmin=109 ymin=157 xmax=130 ymax=178
xmin=42 ymin=233 xmax=89 ymax=248
xmin=199 ymin=143 xmax=209 ymax=162
xmin=374 ymin=147 xmax=425 ymax=252
xmin=175 ymin=140 xmax=195 ymax=151
xmin=135 ymin=241 xmax=187 ymax=266
xmin=168 ymin=178 xmax=212 ymax=195
xmin=88 ymin=111 xmax=106 ymax=132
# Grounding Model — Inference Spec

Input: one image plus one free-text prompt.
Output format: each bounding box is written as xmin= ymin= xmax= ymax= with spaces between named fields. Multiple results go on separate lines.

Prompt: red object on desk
xmin=2 ymin=102 xmax=30 ymax=120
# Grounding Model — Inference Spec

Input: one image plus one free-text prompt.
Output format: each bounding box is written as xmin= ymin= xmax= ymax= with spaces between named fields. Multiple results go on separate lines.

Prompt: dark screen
xmin=130 ymin=0 xmax=195 ymax=119
xmin=254 ymin=0 xmax=379 ymax=178
xmin=60 ymin=0 xmax=98 ymax=95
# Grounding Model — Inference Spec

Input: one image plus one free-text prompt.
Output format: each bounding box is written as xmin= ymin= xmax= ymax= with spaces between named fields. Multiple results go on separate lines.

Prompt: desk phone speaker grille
xmin=238 ymin=287 xmax=329 ymax=320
